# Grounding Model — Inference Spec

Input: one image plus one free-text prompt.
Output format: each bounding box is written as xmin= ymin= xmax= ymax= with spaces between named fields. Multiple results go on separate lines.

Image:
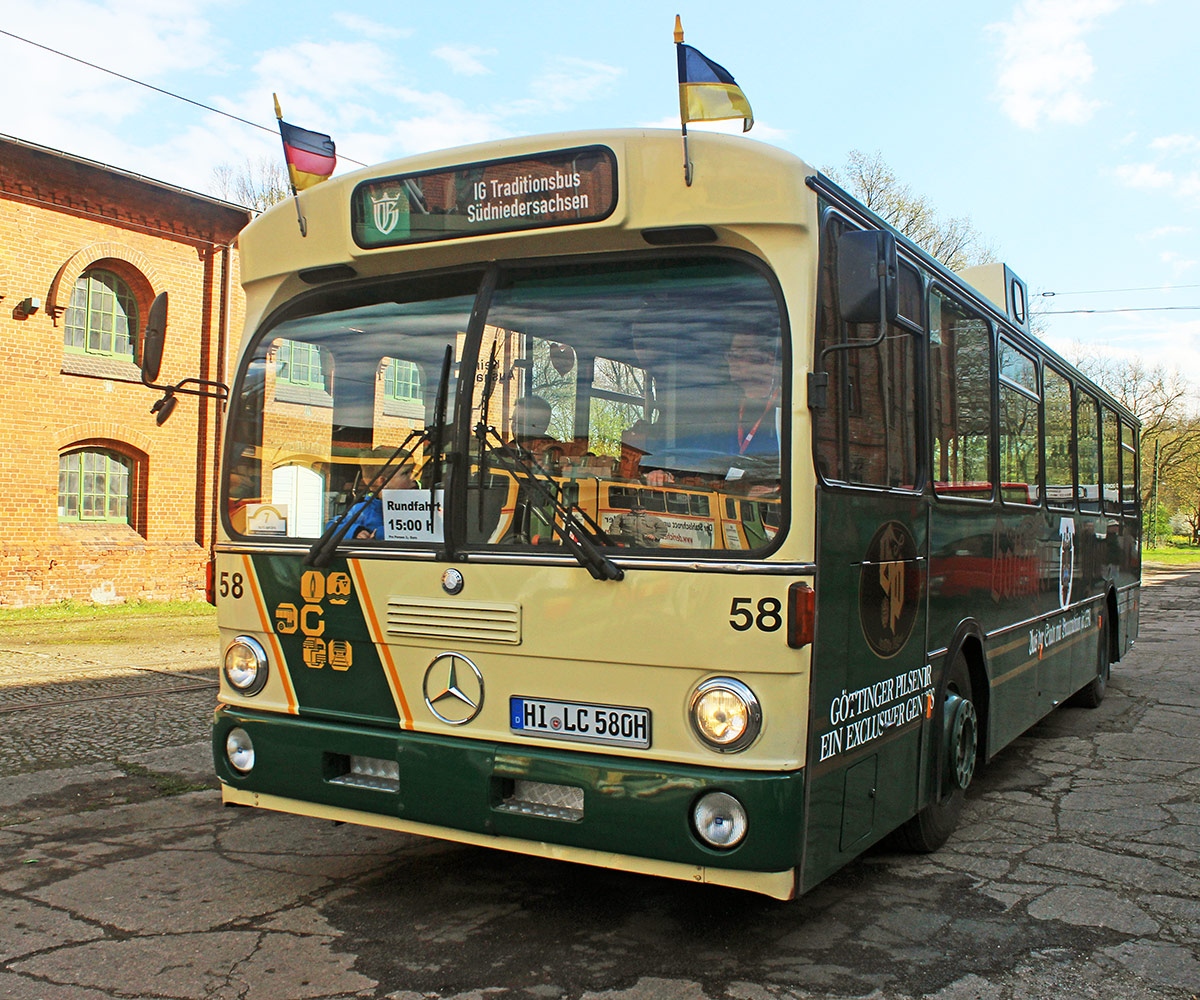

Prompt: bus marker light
xmin=692 ymin=792 xmax=747 ymax=849
xmin=787 ymin=582 xmax=815 ymax=648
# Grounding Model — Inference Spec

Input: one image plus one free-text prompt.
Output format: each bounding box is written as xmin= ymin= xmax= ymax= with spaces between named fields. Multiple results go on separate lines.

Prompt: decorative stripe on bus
xmin=349 ymin=559 xmax=414 ymax=729
xmin=242 ymin=553 xmax=299 ymax=715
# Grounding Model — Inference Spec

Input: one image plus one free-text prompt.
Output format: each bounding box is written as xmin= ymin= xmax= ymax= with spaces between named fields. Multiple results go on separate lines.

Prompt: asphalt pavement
xmin=1 ymin=568 xmax=1197 ymax=1000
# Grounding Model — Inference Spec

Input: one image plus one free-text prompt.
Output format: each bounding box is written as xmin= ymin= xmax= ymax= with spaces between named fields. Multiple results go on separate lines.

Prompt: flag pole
xmin=675 ymin=16 xmax=693 ymax=186
xmin=274 ymin=93 xmax=308 ymax=237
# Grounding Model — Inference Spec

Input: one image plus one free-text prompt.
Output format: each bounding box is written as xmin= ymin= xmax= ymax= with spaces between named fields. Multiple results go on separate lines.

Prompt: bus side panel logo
xmin=859 ymin=521 xmax=920 ymax=658
xmin=1059 ymin=517 xmax=1075 ymax=608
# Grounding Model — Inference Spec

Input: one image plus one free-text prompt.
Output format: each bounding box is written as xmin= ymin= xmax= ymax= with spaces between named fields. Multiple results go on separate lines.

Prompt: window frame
xmin=928 ymin=282 xmax=995 ymax=504
xmin=62 ymin=268 xmax=140 ymax=361
xmin=58 ymin=448 xmax=133 ymax=524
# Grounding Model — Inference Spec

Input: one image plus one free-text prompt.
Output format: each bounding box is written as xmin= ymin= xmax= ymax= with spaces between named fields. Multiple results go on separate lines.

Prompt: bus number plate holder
xmin=510 ymin=697 xmax=651 ymax=749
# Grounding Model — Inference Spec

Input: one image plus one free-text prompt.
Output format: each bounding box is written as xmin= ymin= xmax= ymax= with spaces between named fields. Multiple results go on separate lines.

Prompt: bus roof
xmin=239 ymin=129 xmax=815 ymax=287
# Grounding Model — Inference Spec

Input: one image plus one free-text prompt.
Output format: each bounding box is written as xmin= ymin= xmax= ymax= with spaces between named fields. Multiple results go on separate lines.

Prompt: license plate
xmin=510 ymin=696 xmax=651 ymax=749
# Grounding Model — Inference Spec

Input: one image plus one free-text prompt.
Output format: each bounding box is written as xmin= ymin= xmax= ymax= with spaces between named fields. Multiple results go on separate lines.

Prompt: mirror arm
xmin=142 ymin=373 xmax=229 ymax=402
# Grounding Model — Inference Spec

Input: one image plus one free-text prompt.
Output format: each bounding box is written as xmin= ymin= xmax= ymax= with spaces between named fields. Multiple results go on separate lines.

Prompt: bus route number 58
xmin=729 ymin=597 xmax=782 ymax=633
xmin=219 ymin=571 xmax=245 ymax=600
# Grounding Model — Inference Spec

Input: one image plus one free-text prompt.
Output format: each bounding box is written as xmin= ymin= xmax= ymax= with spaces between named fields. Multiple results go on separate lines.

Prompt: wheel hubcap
xmin=945 ymin=693 xmax=978 ymax=791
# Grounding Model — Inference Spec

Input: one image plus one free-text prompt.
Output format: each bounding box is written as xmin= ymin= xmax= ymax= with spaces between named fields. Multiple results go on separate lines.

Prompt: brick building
xmin=0 ymin=135 xmax=251 ymax=606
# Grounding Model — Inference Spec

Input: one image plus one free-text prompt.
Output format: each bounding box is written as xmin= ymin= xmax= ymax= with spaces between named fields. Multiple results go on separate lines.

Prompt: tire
xmin=892 ymin=652 xmax=977 ymax=853
xmin=1071 ymin=613 xmax=1111 ymax=709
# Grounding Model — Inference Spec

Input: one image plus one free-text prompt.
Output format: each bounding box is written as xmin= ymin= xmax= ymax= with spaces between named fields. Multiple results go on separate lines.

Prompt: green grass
xmin=1142 ymin=546 xmax=1200 ymax=566
xmin=0 ymin=598 xmax=215 ymax=624
xmin=0 ymin=599 xmax=216 ymax=645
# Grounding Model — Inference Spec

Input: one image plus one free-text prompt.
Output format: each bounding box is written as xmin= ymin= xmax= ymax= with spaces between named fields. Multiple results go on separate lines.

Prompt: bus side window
xmin=1077 ymin=391 xmax=1100 ymax=512
xmin=1101 ymin=404 xmax=1121 ymax=515
xmin=815 ymin=218 xmax=920 ymax=490
xmin=930 ymin=289 xmax=993 ymax=499
xmin=1121 ymin=419 xmax=1139 ymax=518
xmin=998 ymin=338 xmax=1040 ymax=504
xmin=1044 ymin=367 xmax=1074 ymax=509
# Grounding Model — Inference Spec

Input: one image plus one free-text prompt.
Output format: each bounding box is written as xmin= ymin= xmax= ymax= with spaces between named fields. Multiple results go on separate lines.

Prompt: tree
xmin=211 ymin=156 xmax=290 ymax=213
xmin=824 ymin=150 xmax=997 ymax=270
xmin=1067 ymin=347 xmax=1200 ymax=528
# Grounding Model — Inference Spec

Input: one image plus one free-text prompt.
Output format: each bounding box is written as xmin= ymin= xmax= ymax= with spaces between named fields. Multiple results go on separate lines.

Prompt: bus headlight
xmin=692 ymin=791 xmax=748 ymax=849
xmin=689 ymin=677 xmax=761 ymax=752
xmin=225 ymin=727 xmax=255 ymax=773
xmin=224 ymin=636 xmax=268 ymax=696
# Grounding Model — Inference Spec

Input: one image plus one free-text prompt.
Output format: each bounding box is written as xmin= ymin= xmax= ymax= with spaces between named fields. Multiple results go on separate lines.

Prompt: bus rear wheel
xmin=1071 ymin=613 xmax=1110 ymax=709
xmin=892 ymin=652 xmax=976 ymax=853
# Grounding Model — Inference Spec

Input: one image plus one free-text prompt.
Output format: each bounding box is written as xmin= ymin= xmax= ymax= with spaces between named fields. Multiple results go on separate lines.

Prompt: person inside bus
xmin=638 ymin=329 xmax=781 ymax=495
xmin=511 ymin=395 xmax=553 ymax=455
xmin=610 ymin=500 xmax=667 ymax=548
xmin=504 ymin=395 xmax=555 ymax=543
xmin=330 ymin=455 xmax=418 ymax=540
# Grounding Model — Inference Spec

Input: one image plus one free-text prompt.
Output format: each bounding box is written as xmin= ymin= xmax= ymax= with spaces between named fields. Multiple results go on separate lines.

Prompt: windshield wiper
xmin=475 ymin=341 xmax=500 ymax=533
xmin=478 ymin=426 xmax=623 ymax=582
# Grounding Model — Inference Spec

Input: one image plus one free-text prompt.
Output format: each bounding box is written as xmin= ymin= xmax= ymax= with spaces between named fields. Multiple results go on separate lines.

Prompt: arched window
xmin=58 ymin=449 xmax=132 ymax=522
xmin=384 ymin=358 xmax=422 ymax=401
xmin=63 ymin=269 xmax=139 ymax=360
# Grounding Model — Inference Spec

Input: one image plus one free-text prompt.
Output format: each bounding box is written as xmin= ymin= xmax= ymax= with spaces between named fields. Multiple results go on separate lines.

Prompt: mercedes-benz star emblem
xmin=422 ymin=653 xmax=484 ymax=725
xmin=442 ymin=568 xmax=464 ymax=595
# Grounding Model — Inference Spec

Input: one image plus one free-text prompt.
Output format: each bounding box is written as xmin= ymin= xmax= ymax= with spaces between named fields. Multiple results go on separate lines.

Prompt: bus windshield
xmin=225 ymin=254 xmax=785 ymax=555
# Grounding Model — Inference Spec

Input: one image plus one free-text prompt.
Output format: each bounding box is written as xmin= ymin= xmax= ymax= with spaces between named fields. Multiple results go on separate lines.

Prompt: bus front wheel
xmin=892 ymin=653 xmax=976 ymax=853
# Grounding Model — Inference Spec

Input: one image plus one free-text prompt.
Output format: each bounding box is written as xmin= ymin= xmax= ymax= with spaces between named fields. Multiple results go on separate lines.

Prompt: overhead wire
xmin=0 ymin=27 xmax=366 ymax=167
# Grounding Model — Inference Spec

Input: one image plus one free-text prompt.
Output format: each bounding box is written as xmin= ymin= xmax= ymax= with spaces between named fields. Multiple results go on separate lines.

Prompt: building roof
xmin=0 ymin=132 xmax=253 ymax=222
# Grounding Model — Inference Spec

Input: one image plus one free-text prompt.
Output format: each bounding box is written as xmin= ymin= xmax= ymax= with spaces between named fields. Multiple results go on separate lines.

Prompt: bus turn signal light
xmin=787 ymin=582 xmax=815 ymax=649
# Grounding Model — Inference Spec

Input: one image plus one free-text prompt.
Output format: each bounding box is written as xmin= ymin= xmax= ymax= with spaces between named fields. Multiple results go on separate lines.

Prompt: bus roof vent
xmin=956 ymin=263 xmax=1030 ymax=333
xmin=387 ymin=596 xmax=522 ymax=644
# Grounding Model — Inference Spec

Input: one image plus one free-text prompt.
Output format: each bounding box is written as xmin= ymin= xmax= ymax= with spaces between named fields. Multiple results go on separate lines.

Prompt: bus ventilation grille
xmin=498 ymin=780 xmax=584 ymax=822
xmin=386 ymin=596 xmax=522 ymax=644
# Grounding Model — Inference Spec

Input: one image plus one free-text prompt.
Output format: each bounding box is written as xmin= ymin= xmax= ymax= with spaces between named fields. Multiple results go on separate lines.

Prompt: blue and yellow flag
xmin=675 ymin=17 xmax=753 ymax=132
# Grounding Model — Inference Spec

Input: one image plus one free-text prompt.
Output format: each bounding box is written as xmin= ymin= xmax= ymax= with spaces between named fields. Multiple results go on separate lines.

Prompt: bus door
xmin=805 ymin=492 xmax=929 ymax=889
xmin=804 ymin=221 xmax=928 ymax=889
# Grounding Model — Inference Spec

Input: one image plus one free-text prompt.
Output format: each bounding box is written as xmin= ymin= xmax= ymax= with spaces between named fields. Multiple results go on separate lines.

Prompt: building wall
xmin=0 ymin=138 xmax=249 ymax=606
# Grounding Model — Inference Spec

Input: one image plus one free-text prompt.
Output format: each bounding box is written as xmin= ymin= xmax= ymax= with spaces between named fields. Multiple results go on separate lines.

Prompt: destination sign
xmin=352 ymin=145 xmax=617 ymax=248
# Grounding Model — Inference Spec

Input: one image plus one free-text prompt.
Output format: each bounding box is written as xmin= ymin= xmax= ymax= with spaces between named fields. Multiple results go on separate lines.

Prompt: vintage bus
xmin=201 ymin=129 xmax=1140 ymax=899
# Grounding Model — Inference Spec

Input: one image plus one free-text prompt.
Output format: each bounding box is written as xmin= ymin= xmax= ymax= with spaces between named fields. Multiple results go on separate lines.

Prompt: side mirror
xmin=837 ymin=230 xmax=897 ymax=326
xmin=140 ymin=292 xmax=168 ymax=383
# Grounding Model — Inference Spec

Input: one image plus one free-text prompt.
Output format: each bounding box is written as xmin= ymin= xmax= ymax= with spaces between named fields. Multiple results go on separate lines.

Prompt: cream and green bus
xmin=205 ymin=129 xmax=1140 ymax=899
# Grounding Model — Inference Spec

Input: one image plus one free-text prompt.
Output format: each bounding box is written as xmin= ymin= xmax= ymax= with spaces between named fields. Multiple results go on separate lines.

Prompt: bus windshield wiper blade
xmin=304 ymin=428 xmax=425 ymax=568
xmin=475 ymin=341 xmax=500 ymax=532
xmin=482 ymin=427 xmax=623 ymax=582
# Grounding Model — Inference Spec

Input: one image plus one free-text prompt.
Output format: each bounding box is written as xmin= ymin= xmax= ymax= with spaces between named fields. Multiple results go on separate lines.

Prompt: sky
xmin=3 ymin=0 xmax=1198 ymax=384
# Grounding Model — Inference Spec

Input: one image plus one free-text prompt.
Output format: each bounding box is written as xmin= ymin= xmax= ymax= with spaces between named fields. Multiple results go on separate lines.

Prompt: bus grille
xmin=386 ymin=596 xmax=522 ymax=644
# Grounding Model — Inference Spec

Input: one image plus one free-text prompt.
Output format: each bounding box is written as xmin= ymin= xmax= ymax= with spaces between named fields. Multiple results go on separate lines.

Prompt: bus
xmin=202 ymin=129 xmax=1140 ymax=900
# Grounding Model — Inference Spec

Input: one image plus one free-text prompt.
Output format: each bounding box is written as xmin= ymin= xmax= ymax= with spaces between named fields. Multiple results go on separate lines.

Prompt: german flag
xmin=279 ymin=120 xmax=336 ymax=191
xmin=274 ymin=95 xmax=336 ymax=192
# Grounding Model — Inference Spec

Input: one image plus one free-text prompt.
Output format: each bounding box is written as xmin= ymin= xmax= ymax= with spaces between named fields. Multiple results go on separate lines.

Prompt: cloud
xmin=433 ymin=45 xmax=494 ymax=76
xmin=1139 ymin=225 xmax=1192 ymax=241
xmin=1115 ymin=132 xmax=1200 ymax=207
xmin=254 ymin=40 xmax=397 ymax=105
xmin=988 ymin=0 xmax=1124 ymax=129
xmin=507 ymin=57 xmax=624 ymax=116
xmin=330 ymin=13 xmax=413 ymax=40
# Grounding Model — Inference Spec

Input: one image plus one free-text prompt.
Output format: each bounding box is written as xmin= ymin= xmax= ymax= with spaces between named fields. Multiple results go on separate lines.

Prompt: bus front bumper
xmin=214 ymin=706 xmax=802 ymax=899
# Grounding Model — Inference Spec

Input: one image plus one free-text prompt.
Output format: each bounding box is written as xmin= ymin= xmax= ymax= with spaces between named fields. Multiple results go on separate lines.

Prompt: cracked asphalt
xmin=1 ymin=568 xmax=1197 ymax=1000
